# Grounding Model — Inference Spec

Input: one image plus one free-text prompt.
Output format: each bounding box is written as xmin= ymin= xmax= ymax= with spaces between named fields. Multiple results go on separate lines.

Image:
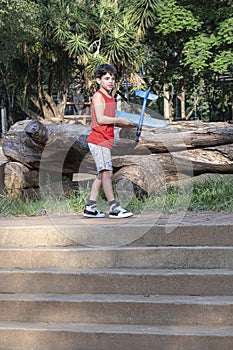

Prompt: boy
xmin=83 ymin=64 xmax=134 ymax=218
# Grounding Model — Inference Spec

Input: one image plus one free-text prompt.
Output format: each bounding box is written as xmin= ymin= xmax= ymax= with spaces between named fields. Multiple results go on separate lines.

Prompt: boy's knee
xmin=102 ymin=170 xmax=113 ymax=179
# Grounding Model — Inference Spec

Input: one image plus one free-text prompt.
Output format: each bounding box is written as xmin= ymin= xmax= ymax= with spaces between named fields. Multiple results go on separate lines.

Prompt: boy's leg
xmin=84 ymin=143 xmax=133 ymax=218
xmin=89 ymin=172 xmax=103 ymax=202
xmin=87 ymin=143 xmax=114 ymax=202
xmin=102 ymin=170 xmax=115 ymax=202
xmin=83 ymin=176 xmax=105 ymax=217
xmin=101 ymin=170 xmax=133 ymax=218
xmin=83 ymin=144 xmax=106 ymax=218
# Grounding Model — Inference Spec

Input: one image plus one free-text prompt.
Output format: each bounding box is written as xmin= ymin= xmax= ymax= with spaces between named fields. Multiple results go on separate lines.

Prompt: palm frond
xmin=126 ymin=0 xmax=160 ymax=37
xmin=65 ymin=33 xmax=90 ymax=57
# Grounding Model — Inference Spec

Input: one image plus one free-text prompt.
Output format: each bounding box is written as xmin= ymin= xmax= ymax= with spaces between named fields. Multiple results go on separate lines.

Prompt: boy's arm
xmin=115 ymin=122 xmax=136 ymax=128
xmin=93 ymin=93 xmax=133 ymax=126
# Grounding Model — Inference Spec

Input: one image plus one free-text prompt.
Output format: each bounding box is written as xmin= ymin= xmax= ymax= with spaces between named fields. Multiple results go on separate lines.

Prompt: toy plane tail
xmin=135 ymin=89 xmax=158 ymax=101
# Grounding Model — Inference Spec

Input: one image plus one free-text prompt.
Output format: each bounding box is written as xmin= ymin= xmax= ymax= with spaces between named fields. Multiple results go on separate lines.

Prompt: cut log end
xmin=25 ymin=120 xmax=48 ymax=145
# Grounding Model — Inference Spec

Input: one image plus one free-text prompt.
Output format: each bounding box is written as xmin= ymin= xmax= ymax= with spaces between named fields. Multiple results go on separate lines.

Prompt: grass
xmin=1 ymin=174 xmax=233 ymax=216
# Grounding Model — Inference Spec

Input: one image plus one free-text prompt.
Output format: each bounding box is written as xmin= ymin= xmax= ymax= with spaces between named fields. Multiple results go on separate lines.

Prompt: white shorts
xmin=88 ymin=143 xmax=113 ymax=173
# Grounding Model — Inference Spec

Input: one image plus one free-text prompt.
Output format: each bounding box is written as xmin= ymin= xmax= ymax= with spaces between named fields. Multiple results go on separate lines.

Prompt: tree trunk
xmin=163 ymin=83 xmax=170 ymax=120
xmin=177 ymin=87 xmax=186 ymax=120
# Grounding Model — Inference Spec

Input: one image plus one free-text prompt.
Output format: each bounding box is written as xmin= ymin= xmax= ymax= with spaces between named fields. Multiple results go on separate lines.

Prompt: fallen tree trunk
xmin=119 ymin=121 xmax=233 ymax=152
xmin=112 ymin=147 xmax=233 ymax=194
xmin=3 ymin=119 xmax=91 ymax=172
xmin=2 ymin=119 xmax=233 ymax=195
xmin=113 ymin=121 xmax=233 ymax=194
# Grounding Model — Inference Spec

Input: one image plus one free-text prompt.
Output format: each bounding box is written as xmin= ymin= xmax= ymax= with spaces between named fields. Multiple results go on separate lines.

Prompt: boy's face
xmin=97 ymin=72 xmax=115 ymax=93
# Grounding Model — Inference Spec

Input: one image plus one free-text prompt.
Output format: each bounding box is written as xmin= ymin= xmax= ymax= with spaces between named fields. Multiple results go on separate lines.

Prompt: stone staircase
xmin=0 ymin=214 xmax=233 ymax=349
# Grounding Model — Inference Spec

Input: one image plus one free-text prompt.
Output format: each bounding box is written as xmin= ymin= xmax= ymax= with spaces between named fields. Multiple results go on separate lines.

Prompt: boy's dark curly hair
xmin=94 ymin=64 xmax=117 ymax=79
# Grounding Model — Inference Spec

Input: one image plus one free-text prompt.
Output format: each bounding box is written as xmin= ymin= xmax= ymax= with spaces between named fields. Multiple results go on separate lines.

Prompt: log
xmin=2 ymin=119 xmax=94 ymax=194
xmin=3 ymin=120 xmax=91 ymax=172
xmin=2 ymin=119 xmax=233 ymax=195
xmin=119 ymin=121 xmax=233 ymax=152
xmin=4 ymin=162 xmax=39 ymax=192
xmin=112 ymin=147 xmax=233 ymax=194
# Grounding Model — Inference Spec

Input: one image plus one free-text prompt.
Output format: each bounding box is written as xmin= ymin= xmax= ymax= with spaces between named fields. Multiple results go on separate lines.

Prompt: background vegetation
xmin=0 ymin=0 xmax=232 ymax=129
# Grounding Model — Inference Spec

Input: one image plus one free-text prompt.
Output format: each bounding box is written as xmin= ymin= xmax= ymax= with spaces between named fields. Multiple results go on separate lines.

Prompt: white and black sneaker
xmin=83 ymin=205 xmax=105 ymax=218
xmin=109 ymin=204 xmax=133 ymax=219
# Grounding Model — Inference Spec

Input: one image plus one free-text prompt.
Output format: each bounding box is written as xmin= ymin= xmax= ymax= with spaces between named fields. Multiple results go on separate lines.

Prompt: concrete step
xmin=0 ymin=268 xmax=232 ymax=295
xmin=0 ymin=225 xmax=233 ymax=247
xmin=0 ymin=294 xmax=232 ymax=326
xmin=0 ymin=322 xmax=232 ymax=350
xmin=0 ymin=246 xmax=233 ymax=269
xmin=1 ymin=213 xmax=233 ymax=248
xmin=1 ymin=214 xmax=232 ymax=349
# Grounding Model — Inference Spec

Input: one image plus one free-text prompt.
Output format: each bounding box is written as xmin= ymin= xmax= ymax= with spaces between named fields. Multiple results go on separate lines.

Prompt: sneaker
xmin=83 ymin=205 xmax=105 ymax=218
xmin=109 ymin=205 xmax=133 ymax=219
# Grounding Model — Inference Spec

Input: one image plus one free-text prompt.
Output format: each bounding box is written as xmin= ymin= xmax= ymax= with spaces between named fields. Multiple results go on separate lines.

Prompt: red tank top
xmin=87 ymin=90 xmax=116 ymax=149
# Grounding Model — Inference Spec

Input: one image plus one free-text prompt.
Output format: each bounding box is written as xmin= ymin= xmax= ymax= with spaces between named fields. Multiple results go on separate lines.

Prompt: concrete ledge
xmin=0 ymin=322 xmax=233 ymax=350
xmin=1 ymin=268 xmax=233 ymax=295
xmin=0 ymin=212 xmax=233 ymax=247
xmin=0 ymin=246 xmax=233 ymax=269
xmin=0 ymin=294 xmax=232 ymax=326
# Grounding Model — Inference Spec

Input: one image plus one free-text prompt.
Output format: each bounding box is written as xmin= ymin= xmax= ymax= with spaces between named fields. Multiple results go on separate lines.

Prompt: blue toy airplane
xmin=116 ymin=87 xmax=168 ymax=142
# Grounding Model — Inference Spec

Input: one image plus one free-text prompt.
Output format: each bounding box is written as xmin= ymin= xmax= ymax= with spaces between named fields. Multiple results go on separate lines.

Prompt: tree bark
xmin=4 ymin=162 xmax=39 ymax=191
xmin=177 ymin=87 xmax=186 ymax=120
xmin=163 ymin=83 xmax=170 ymax=120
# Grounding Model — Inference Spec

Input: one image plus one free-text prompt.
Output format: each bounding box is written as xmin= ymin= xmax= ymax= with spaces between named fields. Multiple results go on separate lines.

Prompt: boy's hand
xmin=117 ymin=118 xmax=135 ymax=128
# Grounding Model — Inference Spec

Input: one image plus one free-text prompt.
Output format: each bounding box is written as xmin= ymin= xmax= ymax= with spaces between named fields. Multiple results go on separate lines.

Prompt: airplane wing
xmin=116 ymin=110 xmax=168 ymax=128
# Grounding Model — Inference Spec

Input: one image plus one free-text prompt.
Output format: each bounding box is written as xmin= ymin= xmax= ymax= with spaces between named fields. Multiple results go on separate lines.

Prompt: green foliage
xmin=65 ymin=33 xmax=90 ymax=56
xmin=1 ymin=175 xmax=233 ymax=216
xmin=143 ymin=0 xmax=233 ymax=121
xmin=218 ymin=17 xmax=233 ymax=45
xmin=91 ymin=0 xmax=142 ymax=73
xmin=211 ymin=50 xmax=233 ymax=74
xmin=183 ymin=34 xmax=216 ymax=73
xmin=182 ymin=1 xmax=233 ymax=77
xmin=133 ymin=175 xmax=233 ymax=214
xmin=0 ymin=0 xmax=232 ymax=122
xmin=188 ymin=175 xmax=233 ymax=211
xmin=0 ymin=0 xmax=40 ymax=63
xmin=0 ymin=190 xmax=87 ymax=216
xmin=125 ymin=0 xmax=159 ymax=37
xmin=155 ymin=0 xmax=200 ymax=35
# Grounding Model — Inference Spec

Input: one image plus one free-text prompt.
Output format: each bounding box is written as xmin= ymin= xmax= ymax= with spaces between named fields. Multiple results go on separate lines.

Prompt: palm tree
xmin=22 ymin=0 xmax=93 ymax=121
